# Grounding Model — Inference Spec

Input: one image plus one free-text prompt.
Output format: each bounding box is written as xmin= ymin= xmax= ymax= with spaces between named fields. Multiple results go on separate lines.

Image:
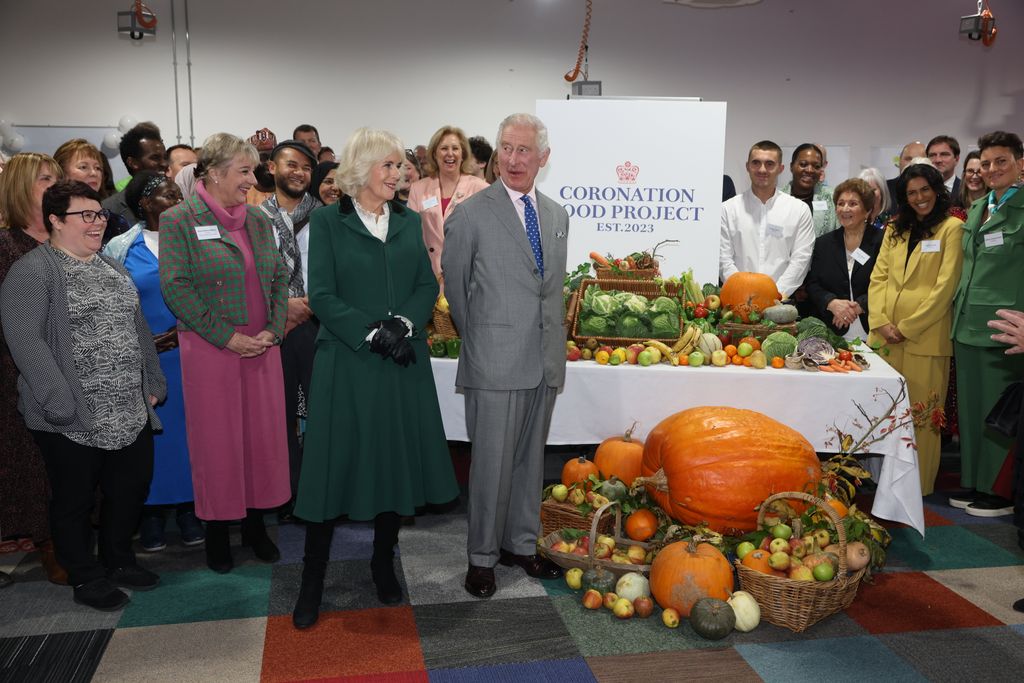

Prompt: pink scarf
xmin=196 ymin=180 xmax=248 ymax=232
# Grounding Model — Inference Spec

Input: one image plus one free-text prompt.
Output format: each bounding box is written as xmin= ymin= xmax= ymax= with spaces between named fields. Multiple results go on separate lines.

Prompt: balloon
xmin=0 ymin=120 xmax=13 ymax=137
xmin=118 ymin=115 xmax=137 ymax=133
xmin=5 ymin=134 xmax=25 ymax=152
xmin=103 ymin=131 xmax=122 ymax=150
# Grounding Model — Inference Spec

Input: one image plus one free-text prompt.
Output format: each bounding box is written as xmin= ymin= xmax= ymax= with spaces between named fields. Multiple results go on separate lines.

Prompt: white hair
xmin=858 ymin=167 xmax=892 ymax=215
xmin=495 ymin=113 xmax=549 ymax=153
xmin=335 ymin=128 xmax=404 ymax=197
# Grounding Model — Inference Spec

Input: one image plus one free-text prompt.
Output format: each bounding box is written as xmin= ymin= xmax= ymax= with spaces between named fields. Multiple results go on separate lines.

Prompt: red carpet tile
xmin=261 ymin=607 xmax=426 ymax=682
xmin=845 ymin=571 xmax=1003 ymax=634
xmin=284 ymin=672 xmax=430 ymax=683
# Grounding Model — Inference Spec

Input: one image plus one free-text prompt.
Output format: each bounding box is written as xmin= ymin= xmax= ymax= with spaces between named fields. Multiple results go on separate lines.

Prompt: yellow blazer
xmin=867 ymin=216 xmax=964 ymax=356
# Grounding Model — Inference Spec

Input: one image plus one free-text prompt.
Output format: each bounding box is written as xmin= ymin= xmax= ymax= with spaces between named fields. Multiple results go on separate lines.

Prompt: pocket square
xmin=555 ymin=231 xmax=567 ymax=239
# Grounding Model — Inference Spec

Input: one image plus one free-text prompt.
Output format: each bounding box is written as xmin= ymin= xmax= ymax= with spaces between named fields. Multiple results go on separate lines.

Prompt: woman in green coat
xmin=291 ymin=128 xmax=459 ymax=629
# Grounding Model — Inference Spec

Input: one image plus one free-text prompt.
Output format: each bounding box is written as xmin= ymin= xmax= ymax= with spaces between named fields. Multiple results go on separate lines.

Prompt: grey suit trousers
xmin=465 ymin=383 xmax=557 ymax=567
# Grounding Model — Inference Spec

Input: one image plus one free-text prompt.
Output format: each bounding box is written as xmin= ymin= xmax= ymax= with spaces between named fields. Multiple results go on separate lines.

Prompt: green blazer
xmin=952 ymin=189 xmax=1024 ymax=347
xmin=158 ymin=194 xmax=288 ymax=348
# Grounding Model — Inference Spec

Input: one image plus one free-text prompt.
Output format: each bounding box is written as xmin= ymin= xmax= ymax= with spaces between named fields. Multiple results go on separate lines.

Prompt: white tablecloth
xmin=431 ymin=352 xmax=925 ymax=536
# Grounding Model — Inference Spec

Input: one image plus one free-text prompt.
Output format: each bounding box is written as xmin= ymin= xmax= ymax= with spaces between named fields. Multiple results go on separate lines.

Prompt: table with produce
xmin=425 ymin=248 xmax=930 ymax=637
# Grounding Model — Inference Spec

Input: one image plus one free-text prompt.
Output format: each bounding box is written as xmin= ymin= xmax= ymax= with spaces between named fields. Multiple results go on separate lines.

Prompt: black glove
xmin=389 ymin=338 xmax=417 ymax=367
xmin=367 ymin=318 xmax=409 ymax=357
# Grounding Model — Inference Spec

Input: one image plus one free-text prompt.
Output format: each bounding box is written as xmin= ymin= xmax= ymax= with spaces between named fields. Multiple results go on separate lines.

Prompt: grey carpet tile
xmin=414 ymin=595 xmax=578 ymax=669
xmin=925 ymin=566 xmax=1024 ymax=625
xmin=964 ymin=522 xmax=1024 ymax=558
xmin=879 ymin=626 xmax=1024 ymax=682
xmin=0 ymin=582 xmax=122 ymax=638
xmin=0 ymin=629 xmax=112 ymax=683
xmin=398 ymin=514 xmax=471 ymax=557
xmin=587 ymin=648 xmax=762 ymax=683
xmin=400 ymin=551 xmax=548 ymax=606
xmin=267 ymin=558 xmax=409 ymax=616
xmin=275 ymin=520 xmax=376 ymax=564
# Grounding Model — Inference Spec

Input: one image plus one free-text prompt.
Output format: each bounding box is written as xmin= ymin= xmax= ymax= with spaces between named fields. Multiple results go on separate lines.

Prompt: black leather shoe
xmin=292 ymin=566 xmax=326 ymax=629
xmin=498 ymin=550 xmax=562 ymax=579
xmin=464 ymin=565 xmax=496 ymax=598
xmin=1014 ymin=598 xmax=1024 ymax=613
xmin=370 ymin=555 xmax=403 ymax=605
xmin=73 ymin=578 xmax=130 ymax=611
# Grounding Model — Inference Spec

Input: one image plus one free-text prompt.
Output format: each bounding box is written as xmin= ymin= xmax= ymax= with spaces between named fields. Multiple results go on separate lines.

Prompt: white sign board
xmin=536 ymin=99 xmax=726 ymax=284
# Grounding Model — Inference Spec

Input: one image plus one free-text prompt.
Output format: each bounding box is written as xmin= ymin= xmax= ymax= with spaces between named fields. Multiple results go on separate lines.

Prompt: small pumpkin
xmin=740 ymin=549 xmax=772 ymax=575
xmin=727 ymin=591 xmax=761 ymax=632
xmin=582 ymin=566 xmax=616 ymax=594
xmin=614 ymin=572 xmax=651 ymax=602
xmin=594 ymin=422 xmax=644 ymax=486
xmin=625 ymin=508 xmax=658 ymax=541
xmin=689 ymin=598 xmax=736 ymax=640
xmin=562 ymin=456 xmax=599 ymax=489
xmin=600 ymin=476 xmax=628 ymax=502
xmin=762 ymin=302 xmax=798 ymax=324
xmin=649 ymin=538 xmax=733 ymax=617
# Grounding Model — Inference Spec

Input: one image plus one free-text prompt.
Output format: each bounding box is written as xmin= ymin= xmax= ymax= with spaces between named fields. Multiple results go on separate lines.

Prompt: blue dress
xmin=123 ymin=231 xmax=195 ymax=504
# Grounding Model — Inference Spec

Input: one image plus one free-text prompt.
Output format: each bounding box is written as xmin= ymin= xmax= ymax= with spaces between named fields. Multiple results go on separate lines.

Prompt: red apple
xmin=582 ymin=589 xmax=603 ymax=609
xmin=612 ymin=597 xmax=635 ymax=619
xmin=633 ymin=596 xmax=654 ymax=618
xmin=603 ymin=592 xmax=619 ymax=610
xmin=566 ymin=346 xmax=582 ymax=361
xmin=625 ymin=343 xmax=646 ymax=365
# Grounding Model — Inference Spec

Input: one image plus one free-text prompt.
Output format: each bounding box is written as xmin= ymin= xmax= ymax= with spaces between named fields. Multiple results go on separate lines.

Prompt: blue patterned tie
xmin=521 ymin=195 xmax=544 ymax=277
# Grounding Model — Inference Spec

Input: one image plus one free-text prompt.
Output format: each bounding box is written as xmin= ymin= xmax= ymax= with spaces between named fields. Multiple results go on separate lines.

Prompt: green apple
xmin=812 ymin=562 xmax=835 ymax=582
xmin=551 ymin=484 xmax=569 ymax=502
xmin=687 ymin=350 xmax=705 ymax=367
xmin=638 ymin=349 xmax=654 ymax=366
xmin=735 ymin=541 xmax=755 ymax=560
xmin=771 ymin=523 xmax=793 ymax=540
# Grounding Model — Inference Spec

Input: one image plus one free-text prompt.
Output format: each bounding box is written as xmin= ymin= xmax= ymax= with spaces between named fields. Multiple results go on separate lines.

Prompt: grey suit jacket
xmin=442 ymin=180 xmax=569 ymax=390
xmin=0 ymin=243 xmax=166 ymax=434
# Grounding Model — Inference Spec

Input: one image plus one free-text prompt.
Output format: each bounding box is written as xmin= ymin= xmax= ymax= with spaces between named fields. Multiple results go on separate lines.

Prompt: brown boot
xmin=37 ymin=541 xmax=69 ymax=585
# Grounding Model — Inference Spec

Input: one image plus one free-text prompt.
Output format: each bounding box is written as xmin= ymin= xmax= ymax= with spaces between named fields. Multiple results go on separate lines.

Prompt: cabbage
xmin=797 ymin=337 xmax=836 ymax=364
xmin=613 ymin=292 xmax=634 ymax=304
xmin=651 ymin=296 xmax=680 ymax=315
xmin=580 ymin=315 xmax=612 ymax=336
xmin=621 ymin=295 xmax=649 ymax=317
xmin=797 ymin=315 xmax=849 ymax=349
xmin=590 ymin=294 xmax=622 ymax=317
xmin=615 ymin=314 xmax=650 ymax=338
xmin=761 ymin=331 xmax=799 ymax=360
xmin=650 ymin=312 xmax=679 ymax=338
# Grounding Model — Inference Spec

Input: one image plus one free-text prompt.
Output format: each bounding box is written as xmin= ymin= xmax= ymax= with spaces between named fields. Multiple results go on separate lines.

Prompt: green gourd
xmin=762 ymin=303 xmax=799 ymax=324
xmin=582 ymin=566 xmax=616 ymax=594
xmin=601 ymin=476 xmax=628 ymax=502
xmin=689 ymin=597 xmax=736 ymax=640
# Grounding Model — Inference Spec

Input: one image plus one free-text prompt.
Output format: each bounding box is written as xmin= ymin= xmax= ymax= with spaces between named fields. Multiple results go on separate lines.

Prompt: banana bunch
xmin=642 ymin=339 xmax=679 ymax=366
xmin=671 ymin=324 xmax=702 ymax=356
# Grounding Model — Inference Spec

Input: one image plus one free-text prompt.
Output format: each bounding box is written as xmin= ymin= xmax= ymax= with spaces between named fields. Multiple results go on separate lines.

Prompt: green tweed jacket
xmin=158 ymin=194 xmax=288 ymax=348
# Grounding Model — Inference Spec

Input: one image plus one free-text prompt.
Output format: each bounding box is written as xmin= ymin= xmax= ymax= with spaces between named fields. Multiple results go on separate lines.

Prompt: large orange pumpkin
xmin=594 ymin=422 xmax=644 ymax=486
xmin=649 ymin=539 xmax=734 ymax=617
xmin=720 ymin=272 xmax=781 ymax=322
xmin=561 ymin=456 xmax=599 ymax=488
xmin=640 ymin=407 xmax=821 ymax=535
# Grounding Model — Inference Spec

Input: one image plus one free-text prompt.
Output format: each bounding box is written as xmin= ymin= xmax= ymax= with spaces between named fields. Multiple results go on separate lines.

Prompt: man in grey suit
xmin=443 ymin=113 xmax=569 ymax=598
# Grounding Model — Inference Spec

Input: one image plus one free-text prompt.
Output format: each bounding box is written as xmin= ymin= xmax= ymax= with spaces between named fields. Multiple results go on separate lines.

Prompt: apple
xmin=737 ymin=341 xmax=754 ymax=358
xmin=596 ymin=535 xmax=616 ymax=552
xmin=568 ymin=488 xmax=586 ymax=506
xmin=768 ymin=551 xmax=791 ymax=571
xmin=687 ymin=350 xmax=705 ymax=367
xmin=581 ymin=348 xmax=593 ymax=361
xmin=763 ymin=514 xmax=782 ymax=528
xmin=812 ymin=562 xmax=835 ymax=582
xmin=645 ymin=346 xmax=663 ymax=364
xmin=566 ymin=346 xmax=582 ymax=361
xmin=735 ymin=541 xmax=756 ymax=560
xmin=770 ymin=523 xmax=793 ymax=540
xmin=626 ymin=343 xmax=645 ymax=364
xmin=565 ymin=567 xmax=583 ymax=590
xmin=611 ymin=552 xmax=632 ymax=564
xmin=662 ymin=607 xmax=680 ymax=628
xmin=571 ymin=545 xmax=588 ymax=556
xmin=592 ymin=543 xmax=612 ymax=560
xmin=633 ymin=596 xmax=654 ymax=618
xmin=711 ymin=349 xmax=729 ymax=367
xmin=603 ymin=592 xmax=619 ymax=610
xmin=582 ymin=589 xmax=604 ymax=609
xmin=703 ymin=294 xmax=721 ymax=311
xmin=801 ymin=534 xmax=817 ymax=552
xmin=637 ymin=349 xmax=655 ymax=367
xmin=788 ymin=565 xmax=814 ymax=581
xmin=598 ymin=345 xmax=613 ymax=356
xmin=609 ymin=353 xmax=622 ymax=366
xmin=768 ymin=538 xmax=790 ymax=555
xmin=551 ymin=484 xmax=569 ymax=502
xmin=813 ymin=529 xmax=832 ymax=550
xmin=577 ymin=536 xmax=590 ymax=551
xmin=585 ymin=338 xmax=599 ymax=351
xmin=627 ymin=544 xmax=647 ymax=565
xmin=759 ymin=536 xmax=773 ymax=551
xmin=549 ymin=540 xmax=570 ymax=553
xmin=612 ymin=597 xmax=635 ymax=619
xmin=789 ymin=539 xmax=807 ymax=559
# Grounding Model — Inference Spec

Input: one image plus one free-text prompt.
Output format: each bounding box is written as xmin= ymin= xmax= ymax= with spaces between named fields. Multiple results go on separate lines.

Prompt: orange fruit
xmin=738 ymin=336 xmax=761 ymax=351
xmin=771 ymin=356 xmax=785 ymax=369
xmin=724 ymin=344 xmax=738 ymax=357
xmin=731 ymin=354 xmax=744 ymax=365
xmin=625 ymin=509 xmax=659 ymax=541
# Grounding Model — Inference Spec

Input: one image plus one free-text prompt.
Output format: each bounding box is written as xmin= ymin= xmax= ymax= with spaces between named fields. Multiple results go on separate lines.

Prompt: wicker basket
xmin=734 ymin=491 xmax=866 ymax=633
xmin=431 ymin=304 xmax=458 ymax=338
xmin=595 ymin=266 xmax=660 ymax=281
xmin=719 ymin=321 xmax=797 ymax=343
xmin=538 ymin=501 xmax=652 ymax=578
xmin=571 ymin=278 xmax=681 ymax=346
xmin=541 ymin=497 xmax=613 ymax=537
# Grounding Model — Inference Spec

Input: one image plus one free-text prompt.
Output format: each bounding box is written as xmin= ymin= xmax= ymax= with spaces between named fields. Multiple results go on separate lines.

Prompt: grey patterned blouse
xmin=54 ymin=249 xmax=148 ymax=450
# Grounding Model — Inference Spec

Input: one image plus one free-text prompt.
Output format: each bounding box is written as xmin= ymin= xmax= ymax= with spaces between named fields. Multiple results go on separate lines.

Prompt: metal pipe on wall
xmin=170 ymin=0 xmax=182 ymax=143
xmin=184 ymin=0 xmax=195 ymax=146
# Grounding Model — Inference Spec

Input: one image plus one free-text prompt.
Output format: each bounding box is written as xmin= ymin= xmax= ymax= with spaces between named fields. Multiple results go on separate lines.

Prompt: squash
xmin=727 ymin=591 xmax=761 ymax=632
xmin=639 ymin=407 xmax=821 ymax=534
xmin=582 ymin=566 xmax=616 ymax=594
xmin=600 ymin=476 xmax=628 ymax=502
xmin=625 ymin=508 xmax=658 ymax=541
xmin=740 ymin=549 xmax=773 ymax=575
xmin=649 ymin=538 xmax=733 ymax=617
xmin=594 ymin=422 xmax=644 ymax=486
xmin=720 ymin=272 xmax=781 ymax=322
xmin=762 ymin=303 xmax=798 ymax=324
xmin=697 ymin=332 xmax=723 ymax=356
xmin=615 ymin=572 xmax=651 ymax=602
xmin=689 ymin=598 xmax=736 ymax=640
xmin=562 ymin=456 xmax=599 ymax=489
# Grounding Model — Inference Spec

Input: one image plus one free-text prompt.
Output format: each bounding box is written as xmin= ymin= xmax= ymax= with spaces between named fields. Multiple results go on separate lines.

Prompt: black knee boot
xmin=293 ymin=520 xmax=334 ymax=629
xmin=371 ymin=512 xmax=402 ymax=605
xmin=204 ymin=521 xmax=233 ymax=574
xmin=241 ymin=509 xmax=280 ymax=563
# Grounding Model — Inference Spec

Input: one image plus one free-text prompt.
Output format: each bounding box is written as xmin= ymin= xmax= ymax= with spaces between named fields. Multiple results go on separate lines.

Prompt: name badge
xmin=920 ymin=239 xmax=941 ymax=253
xmin=421 ymin=195 xmax=439 ymax=210
xmin=194 ymin=225 xmax=221 ymax=241
xmin=812 ymin=200 xmax=828 ymax=213
xmin=766 ymin=224 xmax=784 ymax=239
xmin=851 ymin=248 xmax=870 ymax=265
xmin=984 ymin=231 xmax=1004 ymax=248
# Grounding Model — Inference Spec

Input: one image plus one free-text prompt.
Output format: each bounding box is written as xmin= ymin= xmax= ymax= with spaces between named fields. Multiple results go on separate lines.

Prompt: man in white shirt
xmin=720 ymin=140 xmax=815 ymax=298
xmin=926 ymin=134 xmax=962 ymax=199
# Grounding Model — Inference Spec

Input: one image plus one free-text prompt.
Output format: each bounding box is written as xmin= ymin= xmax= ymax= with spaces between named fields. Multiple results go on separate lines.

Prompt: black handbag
xmin=985 ymin=380 xmax=1023 ymax=437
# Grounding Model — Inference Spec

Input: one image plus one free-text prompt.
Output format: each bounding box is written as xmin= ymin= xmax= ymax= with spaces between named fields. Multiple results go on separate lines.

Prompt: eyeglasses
xmin=964 ymin=168 xmax=984 ymax=176
xmin=62 ymin=209 xmax=111 ymax=223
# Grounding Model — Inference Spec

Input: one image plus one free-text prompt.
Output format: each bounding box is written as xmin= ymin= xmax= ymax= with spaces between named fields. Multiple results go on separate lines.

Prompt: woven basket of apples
xmin=539 ymin=501 xmax=653 ymax=578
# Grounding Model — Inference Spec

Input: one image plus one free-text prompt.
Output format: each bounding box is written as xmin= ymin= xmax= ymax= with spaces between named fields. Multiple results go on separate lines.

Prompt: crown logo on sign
xmin=616 ymin=161 xmax=639 ymax=184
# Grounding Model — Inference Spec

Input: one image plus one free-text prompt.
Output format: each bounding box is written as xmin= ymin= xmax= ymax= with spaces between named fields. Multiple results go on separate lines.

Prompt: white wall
xmin=2 ymin=0 xmax=1022 ymax=183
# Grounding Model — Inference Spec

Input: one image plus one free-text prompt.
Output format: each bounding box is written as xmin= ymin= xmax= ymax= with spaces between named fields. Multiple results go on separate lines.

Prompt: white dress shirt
xmin=719 ymin=189 xmax=815 ymax=297
xmin=500 ymin=178 xmax=538 ymax=232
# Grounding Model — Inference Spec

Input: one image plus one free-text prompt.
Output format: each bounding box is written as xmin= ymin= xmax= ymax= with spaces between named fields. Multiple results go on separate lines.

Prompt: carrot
xmin=819 ymin=364 xmax=836 ymax=372
xmin=828 ymin=360 xmax=849 ymax=373
xmin=590 ymin=251 xmax=610 ymax=267
xmin=846 ymin=360 xmax=863 ymax=372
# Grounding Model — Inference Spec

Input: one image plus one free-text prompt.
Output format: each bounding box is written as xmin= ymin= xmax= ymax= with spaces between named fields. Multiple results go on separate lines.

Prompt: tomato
xmin=718 ymin=332 xmax=732 ymax=346
xmin=694 ymin=306 xmax=708 ymax=319
xmin=838 ymin=350 xmax=853 ymax=362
